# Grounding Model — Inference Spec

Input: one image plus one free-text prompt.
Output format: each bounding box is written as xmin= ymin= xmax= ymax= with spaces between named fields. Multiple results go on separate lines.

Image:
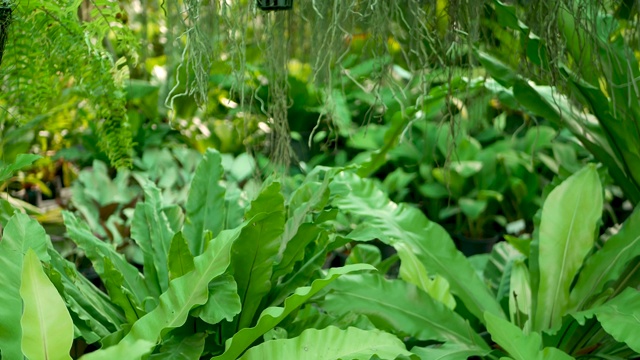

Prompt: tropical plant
xmin=324 ymin=164 xmax=640 ymax=358
xmin=2 ymin=149 xmax=428 ymax=359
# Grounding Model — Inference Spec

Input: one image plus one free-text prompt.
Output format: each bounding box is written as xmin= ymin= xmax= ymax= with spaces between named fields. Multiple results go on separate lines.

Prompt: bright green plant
xmin=324 ymin=164 xmax=640 ymax=358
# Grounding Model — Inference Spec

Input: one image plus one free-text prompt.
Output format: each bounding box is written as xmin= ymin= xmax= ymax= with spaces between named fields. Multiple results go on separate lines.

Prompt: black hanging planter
xmin=257 ymin=0 xmax=292 ymax=11
xmin=0 ymin=5 xmax=11 ymax=67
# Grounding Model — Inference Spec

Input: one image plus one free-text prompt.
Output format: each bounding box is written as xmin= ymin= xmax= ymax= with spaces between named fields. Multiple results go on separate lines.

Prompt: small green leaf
xmin=148 ymin=333 xmax=206 ymax=359
xmin=0 ymin=154 xmax=41 ymax=183
xmin=168 ymin=232 xmax=195 ymax=280
xmin=195 ymin=275 xmax=242 ymax=324
xmin=345 ymin=244 xmax=381 ymax=266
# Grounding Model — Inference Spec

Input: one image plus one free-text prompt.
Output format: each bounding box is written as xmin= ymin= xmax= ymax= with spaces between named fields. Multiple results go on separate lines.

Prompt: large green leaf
xmin=80 ymin=220 xmax=251 ymax=360
xmin=534 ymin=165 xmax=602 ymax=333
xmin=332 ymin=172 xmax=504 ymax=322
xmin=183 ymin=149 xmax=226 ymax=256
xmin=213 ymin=264 xmax=374 ymax=360
xmin=573 ymin=288 xmax=640 ymax=353
xmin=63 ymin=211 xmax=148 ymax=307
xmin=570 ymin=207 xmax=640 ymax=310
xmin=229 ymin=182 xmax=285 ymax=331
xmin=20 ymin=249 xmax=74 ymax=360
xmin=131 ymin=179 xmax=175 ymax=297
xmin=238 ymin=326 xmax=414 ymax=360
xmin=321 ymin=273 xmax=488 ymax=350
xmin=0 ymin=213 xmax=50 ymax=360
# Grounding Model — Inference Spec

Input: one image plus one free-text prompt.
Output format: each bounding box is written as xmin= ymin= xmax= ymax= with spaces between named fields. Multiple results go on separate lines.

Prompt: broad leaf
xmin=20 ymin=249 xmax=74 ymax=360
xmin=183 ymin=149 xmax=226 ymax=256
xmin=534 ymin=165 xmax=602 ymax=332
xmin=80 ymin=220 xmax=251 ymax=360
xmin=213 ymin=264 xmax=374 ymax=360
xmin=0 ymin=213 xmax=50 ymax=360
xmin=332 ymin=172 xmax=505 ymax=322
xmin=238 ymin=326 xmax=414 ymax=360
xmin=569 ymin=207 xmax=640 ymax=311
xmin=321 ymin=273 xmax=488 ymax=350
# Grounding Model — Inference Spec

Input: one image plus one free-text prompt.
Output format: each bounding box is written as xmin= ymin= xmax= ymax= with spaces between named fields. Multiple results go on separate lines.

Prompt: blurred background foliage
xmin=0 ymin=0 xmax=638 ymax=251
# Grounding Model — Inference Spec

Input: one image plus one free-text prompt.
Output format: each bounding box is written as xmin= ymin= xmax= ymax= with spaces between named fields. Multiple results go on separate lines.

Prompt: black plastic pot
xmin=454 ymin=233 xmax=500 ymax=257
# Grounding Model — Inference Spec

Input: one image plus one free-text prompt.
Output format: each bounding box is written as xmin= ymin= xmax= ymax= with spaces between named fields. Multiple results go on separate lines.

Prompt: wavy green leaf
xmin=80 ymin=220 xmax=251 ymax=360
xmin=46 ymin=249 xmax=125 ymax=342
xmin=213 ymin=264 xmax=374 ymax=360
xmin=131 ymin=179 xmax=175 ymax=296
xmin=321 ymin=273 xmax=488 ymax=350
xmin=20 ymin=249 xmax=73 ymax=360
xmin=229 ymin=182 xmax=285 ymax=331
xmin=396 ymin=242 xmax=456 ymax=309
xmin=103 ymin=257 xmax=146 ymax=324
xmin=573 ymin=288 xmax=640 ymax=353
xmin=195 ymin=274 xmax=242 ymax=324
xmin=184 ymin=149 xmax=226 ymax=256
xmin=168 ymin=232 xmax=195 ymax=280
xmin=63 ymin=211 xmax=148 ymax=307
xmin=238 ymin=326 xmax=414 ymax=360
xmin=0 ymin=213 xmax=50 ymax=360
xmin=332 ymin=172 xmax=504 ymax=322
xmin=534 ymin=165 xmax=602 ymax=332
xmin=570 ymin=207 xmax=640 ymax=311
